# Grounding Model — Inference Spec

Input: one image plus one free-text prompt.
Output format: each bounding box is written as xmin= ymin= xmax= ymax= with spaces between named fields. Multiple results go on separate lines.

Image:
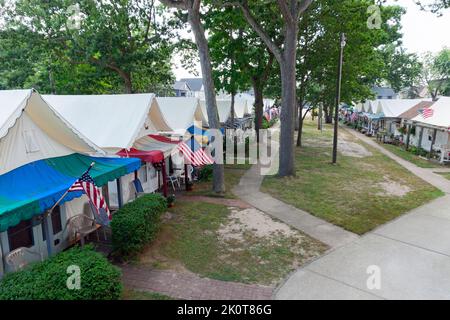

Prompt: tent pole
xmin=162 ymin=161 xmax=168 ymax=197
xmin=116 ymin=178 xmax=123 ymax=208
xmin=42 ymin=213 xmax=53 ymax=257
xmin=406 ymin=123 xmax=411 ymax=151
xmin=185 ymin=164 xmax=188 ymax=191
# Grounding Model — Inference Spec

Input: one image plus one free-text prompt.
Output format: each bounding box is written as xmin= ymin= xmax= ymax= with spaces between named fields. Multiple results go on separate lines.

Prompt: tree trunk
xmin=252 ymin=80 xmax=264 ymax=136
xmin=230 ymin=92 xmax=235 ymax=128
xmin=278 ymin=26 xmax=297 ymax=177
xmin=188 ymin=8 xmax=225 ymax=193
xmin=294 ymin=103 xmax=299 ymax=131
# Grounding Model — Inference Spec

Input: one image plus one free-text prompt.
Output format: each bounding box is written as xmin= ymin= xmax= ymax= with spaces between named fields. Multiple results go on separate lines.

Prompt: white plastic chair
xmin=5 ymin=247 xmax=43 ymax=272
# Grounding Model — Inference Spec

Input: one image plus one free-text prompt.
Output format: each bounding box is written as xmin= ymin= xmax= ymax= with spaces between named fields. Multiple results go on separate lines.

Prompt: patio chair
xmin=5 ymin=247 xmax=43 ymax=272
xmin=166 ymin=175 xmax=181 ymax=191
xmin=132 ymin=178 xmax=146 ymax=199
xmin=179 ymin=166 xmax=194 ymax=185
xmin=65 ymin=214 xmax=99 ymax=246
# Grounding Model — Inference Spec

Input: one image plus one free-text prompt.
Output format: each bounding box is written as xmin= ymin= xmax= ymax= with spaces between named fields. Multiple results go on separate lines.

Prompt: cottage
xmin=0 ymin=90 xmax=141 ymax=275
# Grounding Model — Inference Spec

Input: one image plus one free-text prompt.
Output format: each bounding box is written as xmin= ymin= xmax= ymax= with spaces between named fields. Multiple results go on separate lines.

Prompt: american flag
xmin=178 ymin=141 xmax=214 ymax=166
xmin=419 ymin=107 xmax=434 ymax=119
xmin=68 ymin=170 xmax=111 ymax=220
xmin=350 ymin=112 xmax=358 ymax=121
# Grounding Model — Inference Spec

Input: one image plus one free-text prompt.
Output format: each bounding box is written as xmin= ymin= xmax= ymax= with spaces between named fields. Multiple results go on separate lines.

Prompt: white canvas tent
xmin=410 ymin=97 xmax=450 ymax=159
xmin=376 ymin=99 xmax=428 ymax=118
xmin=43 ymin=93 xmax=173 ymax=206
xmin=200 ymin=99 xmax=233 ymax=124
xmin=234 ymin=99 xmax=250 ymax=118
xmin=43 ymin=93 xmax=171 ymax=153
xmin=0 ymin=89 xmax=100 ymax=175
xmin=156 ymin=97 xmax=207 ymax=134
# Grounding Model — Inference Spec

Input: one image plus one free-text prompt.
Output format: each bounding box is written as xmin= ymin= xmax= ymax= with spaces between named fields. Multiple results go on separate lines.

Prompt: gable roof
xmin=180 ymin=78 xmax=204 ymax=92
xmin=43 ymin=93 xmax=171 ymax=152
xmin=398 ymin=101 xmax=435 ymax=120
xmin=0 ymin=89 xmax=101 ymax=175
xmin=173 ymin=81 xmax=191 ymax=91
xmin=411 ymin=97 xmax=450 ymax=128
xmin=376 ymin=99 xmax=429 ymax=118
xmin=156 ymin=97 xmax=207 ymax=133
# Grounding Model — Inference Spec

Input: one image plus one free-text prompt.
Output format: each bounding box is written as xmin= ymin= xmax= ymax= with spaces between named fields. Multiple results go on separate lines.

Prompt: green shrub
xmin=198 ymin=164 xmax=213 ymax=181
xmin=111 ymin=194 xmax=166 ymax=258
xmin=0 ymin=245 xmax=122 ymax=300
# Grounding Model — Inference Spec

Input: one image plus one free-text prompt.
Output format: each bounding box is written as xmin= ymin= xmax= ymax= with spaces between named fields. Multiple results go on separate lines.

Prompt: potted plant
xmin=167 ymin=194 xmax=176 ymax=208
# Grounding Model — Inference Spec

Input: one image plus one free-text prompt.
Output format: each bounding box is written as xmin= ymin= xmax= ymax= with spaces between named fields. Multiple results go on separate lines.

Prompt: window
xmin=140 ymin=164 xmax=148 ymax=183
xmin=8 ymin=219 xmax=34 ymax=251
xmin=41 ymin=206 xmax=63 ymax=241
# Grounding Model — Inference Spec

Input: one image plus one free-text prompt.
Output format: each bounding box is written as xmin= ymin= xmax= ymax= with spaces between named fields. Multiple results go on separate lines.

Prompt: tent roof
xmin=0 ymin=153 xmax=140 ymax=232
xmin=200 ymin=100 xmax=232 ymax=123
xmin=398 ymin=101 xmax=435 ymax=120
xmin=156 ymin=97 xmax=207 ymax=133
xmin=411 ymin=97 xmax=450 ymax=128
xmin=376 ymin=99 xmax=428 ymax=118
xmin=43 ymin=93 xmax=171 ymax=151
xmin=0 ymin=89 xmax=102 ymax=175
xmin=234 ymin=99 xmax=250 ymax=118
xmin=0 ymin=89 xmax=99 ymax=152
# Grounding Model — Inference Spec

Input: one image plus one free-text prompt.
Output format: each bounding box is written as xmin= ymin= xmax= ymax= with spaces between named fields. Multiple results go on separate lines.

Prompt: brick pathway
xmin=122 ymin=265 xmax=273 ymax=300
xmin=179 ymin=195 xmax=252 ymax=209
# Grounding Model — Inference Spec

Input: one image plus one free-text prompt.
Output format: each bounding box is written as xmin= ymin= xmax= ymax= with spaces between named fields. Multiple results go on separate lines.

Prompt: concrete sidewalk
xmin=276 ymin=130 xmax=450 ymax=300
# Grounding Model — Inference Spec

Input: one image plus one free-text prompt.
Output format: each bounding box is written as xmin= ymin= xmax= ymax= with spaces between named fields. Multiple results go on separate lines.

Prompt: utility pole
xmin=332 ymin=33 xmax=346 ymax=164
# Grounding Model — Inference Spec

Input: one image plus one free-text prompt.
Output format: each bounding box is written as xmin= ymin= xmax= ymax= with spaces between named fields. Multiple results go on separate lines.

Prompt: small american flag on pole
xmin=419 ymin=107 xmax=434 ymax=119
xmin=68 ymin=167 xmax=111 ymax=220
xmin=178 ymin=141 xmax=214 ymax=166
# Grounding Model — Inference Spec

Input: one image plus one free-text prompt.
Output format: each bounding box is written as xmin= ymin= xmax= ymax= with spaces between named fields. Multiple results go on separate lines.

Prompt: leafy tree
xmin=382 ymin=45 xmax=422 ymax=93
xmin=1 ymin=0 xmax=178 ymax=93
xmin=230 ymin=0 xmax=313 ymax=177
xmin=205 ymin=5 xmax=278 ymax=133
xmin=417 ymin=49 xmax=450 ymax=100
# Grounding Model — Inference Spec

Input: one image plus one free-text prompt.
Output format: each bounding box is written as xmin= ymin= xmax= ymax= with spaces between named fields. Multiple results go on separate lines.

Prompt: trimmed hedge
xmin=111 ymin=193 xmax=166 ymax=258
xmin=0 ymin=245 xmax=122 ymax=300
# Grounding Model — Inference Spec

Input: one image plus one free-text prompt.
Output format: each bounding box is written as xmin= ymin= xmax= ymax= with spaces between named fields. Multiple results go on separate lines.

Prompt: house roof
xmin=411 ymin=96 xmax=450 ymax=129
xmin=372 ymin=86 xmax=396 ymax=98
xmin=398 ymin=101 xmax=435 ymax=120
xmin=173 ymin=80 xmax=191 ymax=91
xmin=180 ymin=78 xmax=204 ymax=92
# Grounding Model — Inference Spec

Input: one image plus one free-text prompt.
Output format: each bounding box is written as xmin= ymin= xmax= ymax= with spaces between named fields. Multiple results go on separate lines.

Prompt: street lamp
xmin=332 ymin=33 xmax=346 ymax=164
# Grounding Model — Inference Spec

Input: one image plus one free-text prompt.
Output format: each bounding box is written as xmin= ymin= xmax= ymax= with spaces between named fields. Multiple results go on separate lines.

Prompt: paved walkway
xmin=122 ymin=266 xmax=273 ymax=300
xmin=276 ymin=129 xmax=450 ymax=300
xmin=232 ymin=163 xmax=359 ymax=249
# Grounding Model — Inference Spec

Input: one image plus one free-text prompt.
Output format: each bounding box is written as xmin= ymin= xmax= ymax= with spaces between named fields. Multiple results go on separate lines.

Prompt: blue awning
xmin=0 ymin=153 xmax=141 ymax=232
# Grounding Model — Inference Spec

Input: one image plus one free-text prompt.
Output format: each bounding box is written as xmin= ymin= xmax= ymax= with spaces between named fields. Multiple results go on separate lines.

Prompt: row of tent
xmin=0 ymin=89 xmax=256 ymax=276
xmin=348 ymin=97 xmax=450 ymax=161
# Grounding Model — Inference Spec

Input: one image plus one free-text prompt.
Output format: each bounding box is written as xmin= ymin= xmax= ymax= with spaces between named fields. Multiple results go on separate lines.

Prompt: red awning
xmin=117 ymin=148 xmax=164 ymax=164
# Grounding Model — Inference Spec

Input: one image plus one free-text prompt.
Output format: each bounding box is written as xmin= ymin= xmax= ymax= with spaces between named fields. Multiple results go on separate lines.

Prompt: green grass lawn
xmin=434 ymin=172 xmax=450 ymax=180
xmin=188 ymin=164 xmax=251 ymax=198
xmin=123 ymin=289 xmax=174 ymax=300
xmin=137 ymin=200 xmax=327 ymax=286
xmin=261 ymin=120 xmax=444 ymax=235
xmin=378 ymin=143 xmax=443 ymax=168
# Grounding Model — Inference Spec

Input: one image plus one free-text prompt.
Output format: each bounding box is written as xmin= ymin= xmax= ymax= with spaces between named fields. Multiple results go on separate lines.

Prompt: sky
xmin=172 ymin=0 xmax=450 ymax=80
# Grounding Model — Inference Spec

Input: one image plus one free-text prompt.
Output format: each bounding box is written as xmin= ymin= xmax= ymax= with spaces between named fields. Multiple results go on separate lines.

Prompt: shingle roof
xmin=173 ymin=80 xmax=190 ymax=91
xmin=398 ymin=101 xmax=435 ymax=120
xmin=180 ymin=78 xmax=204 ymax=92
